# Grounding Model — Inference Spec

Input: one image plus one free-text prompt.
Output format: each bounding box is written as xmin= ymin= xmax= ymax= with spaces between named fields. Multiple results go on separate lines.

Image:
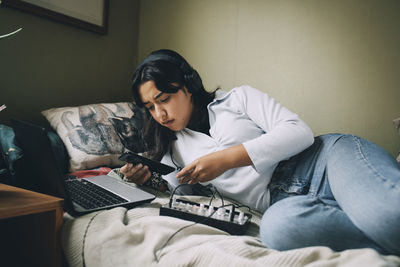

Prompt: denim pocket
xmin=269 ymin=134 xmax=345 ymax=205
xmin=269 ymin=138 xmax=323 ymax=198
xmin=270 ymin=159 xmax=311 ymax=195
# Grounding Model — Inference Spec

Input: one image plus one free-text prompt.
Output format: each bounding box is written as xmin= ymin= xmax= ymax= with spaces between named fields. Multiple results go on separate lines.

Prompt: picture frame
xmin=2 ymin=0 xmax=109 ymax=35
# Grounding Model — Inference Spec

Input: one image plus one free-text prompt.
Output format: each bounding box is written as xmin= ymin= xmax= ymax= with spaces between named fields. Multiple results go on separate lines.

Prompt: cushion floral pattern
xmin=42 ymin=102 xmax=145 ymax=172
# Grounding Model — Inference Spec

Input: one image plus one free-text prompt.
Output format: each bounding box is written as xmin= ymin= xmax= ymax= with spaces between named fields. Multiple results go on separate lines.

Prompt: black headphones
xmin=133 ymin=49 xmax=203 ymax=94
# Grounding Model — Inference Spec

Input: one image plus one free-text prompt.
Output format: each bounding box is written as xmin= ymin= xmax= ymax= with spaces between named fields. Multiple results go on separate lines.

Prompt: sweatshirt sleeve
xmin=238 ymin=85 xmax=314 ymax=174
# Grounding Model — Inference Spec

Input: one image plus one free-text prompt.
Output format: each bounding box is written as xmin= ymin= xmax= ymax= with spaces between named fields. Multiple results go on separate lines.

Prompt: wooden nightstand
xmin=0 ymin=183 xmax=64 ymax=267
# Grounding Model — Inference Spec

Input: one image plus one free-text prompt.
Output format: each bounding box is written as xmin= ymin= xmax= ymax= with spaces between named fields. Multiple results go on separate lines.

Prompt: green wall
xmin=0 ymin=0 xmax=140 ymax=125
xmin=138 ymin=0 xmax=400 ymax=156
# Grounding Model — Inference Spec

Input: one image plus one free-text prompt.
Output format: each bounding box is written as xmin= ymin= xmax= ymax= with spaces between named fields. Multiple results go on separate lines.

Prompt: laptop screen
xmin=11 ymin=119 xmax=69 ymax=199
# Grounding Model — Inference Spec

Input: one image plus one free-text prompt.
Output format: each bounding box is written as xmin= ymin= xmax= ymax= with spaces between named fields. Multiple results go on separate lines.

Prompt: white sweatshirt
xmin=161 ymin=85 xmax=314 ymax=212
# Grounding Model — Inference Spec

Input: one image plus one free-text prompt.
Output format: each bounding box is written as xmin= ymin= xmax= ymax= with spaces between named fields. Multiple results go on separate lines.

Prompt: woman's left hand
xmin=176 ymin=151 xmax=227 ymax=184
xmin=176 ymin=144 xmax=252 ymax=184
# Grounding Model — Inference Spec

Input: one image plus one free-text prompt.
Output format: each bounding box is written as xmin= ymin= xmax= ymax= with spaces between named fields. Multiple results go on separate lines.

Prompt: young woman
xmin=121 ymin=49 xmax=400 ymax=256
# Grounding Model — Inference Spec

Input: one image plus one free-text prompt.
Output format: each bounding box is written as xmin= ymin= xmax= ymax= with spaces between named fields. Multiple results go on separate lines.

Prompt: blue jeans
xmin=260 ymin=134 xmax=400 ymax=255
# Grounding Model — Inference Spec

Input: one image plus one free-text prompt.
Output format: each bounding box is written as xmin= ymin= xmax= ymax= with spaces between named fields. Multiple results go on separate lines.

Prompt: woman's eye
xmin=146 ymin=105 xmax=154 ymax=111
xmin=160 ymin=96 xmax=170 ymax=103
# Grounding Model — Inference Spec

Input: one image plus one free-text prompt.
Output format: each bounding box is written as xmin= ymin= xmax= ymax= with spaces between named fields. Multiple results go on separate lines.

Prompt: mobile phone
xmin=119 ymin=152 xmax=175 ymax=175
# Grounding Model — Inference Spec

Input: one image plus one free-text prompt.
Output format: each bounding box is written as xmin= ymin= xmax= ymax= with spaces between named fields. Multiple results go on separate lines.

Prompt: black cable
xmin=169 ymin=183 xmax=191 ymax=207
xmin=210 ymin=185 xmax=224 ymax=206
xmin=155 ymin=203 xmax=236 ymax=262
xmin=233 ymin=204 xmax=252 ymax=213
xmin=171 ymin=183 xmax=224 ymax=208
xmin=208 ymin=188 xmax=217 ymax=206
xmin=159 ymin=150 xmax=256 ymax=262
xmin=158 ymin=183 xmax=254 ymax=263
xmin=169 ymin=146 xmax=182 ymax=171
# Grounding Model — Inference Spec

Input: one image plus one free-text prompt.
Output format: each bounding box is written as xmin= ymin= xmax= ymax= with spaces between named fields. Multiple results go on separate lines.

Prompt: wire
xmin=0 ymin=104 xmax=6 ymax=112
xmin=169 ymin=183 xmax=188 ymax=207
xmin=233 ymin=204 xmax=252 ymax=212
xmin=159 ymin=182 xmax=239 ymax=262
xmin=169 ymin=146 xmax=182 ymax=171
xmin=208 ymin=188 xmax=217 ymax=205
xmin=157 ymin=184 xmax=253 ymax=262
xmin=0 ymin=27 xmax=22 ymax=39
xmin=159 ymin=150 xmax=256 ymax=262
xmin=208 ymin=185 xmax=224 ymax=206
xmin=169 ymin=183 xmax=224 ymax=208
xmin=155 ymin=202 xmax=236 ymax=262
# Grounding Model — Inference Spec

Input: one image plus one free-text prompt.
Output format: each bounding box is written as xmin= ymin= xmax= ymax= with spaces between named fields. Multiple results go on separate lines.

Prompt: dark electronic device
xmin=10 ymin=119 xmax=155 ymax=216
xmin=119 ymin=152 xmax=175 ymax=175
xmin=160 ymin=199 xmax=252 ymax=235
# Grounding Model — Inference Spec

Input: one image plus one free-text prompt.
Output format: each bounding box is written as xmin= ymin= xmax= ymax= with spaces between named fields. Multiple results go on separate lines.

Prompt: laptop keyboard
xmin=66 ymin=179 xmax=128 ymax=209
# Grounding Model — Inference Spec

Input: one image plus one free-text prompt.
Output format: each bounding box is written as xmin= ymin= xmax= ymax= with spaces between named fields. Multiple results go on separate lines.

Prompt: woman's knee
xmin=258 ymin=195 xmax=386 ymax=253
xmin=327 ymin=135 xmax=400 ymax=255
xmin=260 ymin=196 xmax=312 ymax=250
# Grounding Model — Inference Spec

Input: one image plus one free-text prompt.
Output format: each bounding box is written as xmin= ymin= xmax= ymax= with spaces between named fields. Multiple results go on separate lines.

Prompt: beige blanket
xmin=61 ymin=188 xmax=400 ymax=267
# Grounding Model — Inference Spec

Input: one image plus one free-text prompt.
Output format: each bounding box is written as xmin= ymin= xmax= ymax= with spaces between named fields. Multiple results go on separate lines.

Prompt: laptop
xmin=10 ymin=118 xmax=155 ymax=216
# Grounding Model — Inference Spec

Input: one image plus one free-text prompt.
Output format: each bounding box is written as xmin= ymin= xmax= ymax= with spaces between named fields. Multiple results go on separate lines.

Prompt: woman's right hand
xmin=120 ymin=163 xmax=152 ymax=185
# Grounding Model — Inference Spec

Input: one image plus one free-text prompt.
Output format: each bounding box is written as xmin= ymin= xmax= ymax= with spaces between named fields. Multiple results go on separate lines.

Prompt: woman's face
xmin=139 ymin=80 xmax=194 ymax=131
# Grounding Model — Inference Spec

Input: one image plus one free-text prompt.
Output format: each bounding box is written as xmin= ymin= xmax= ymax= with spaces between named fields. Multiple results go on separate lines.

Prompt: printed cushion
xmin=42 ymin=102 xmax=145 ymax=172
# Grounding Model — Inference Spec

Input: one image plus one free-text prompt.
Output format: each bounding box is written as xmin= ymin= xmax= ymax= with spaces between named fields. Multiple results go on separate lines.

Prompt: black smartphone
xmin=119 ymin=152 xmax=175 ymax=175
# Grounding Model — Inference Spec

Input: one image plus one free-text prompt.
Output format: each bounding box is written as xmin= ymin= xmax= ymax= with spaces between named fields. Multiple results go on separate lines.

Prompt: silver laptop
xmin=11 ymin=118 xmax=155 ymax=216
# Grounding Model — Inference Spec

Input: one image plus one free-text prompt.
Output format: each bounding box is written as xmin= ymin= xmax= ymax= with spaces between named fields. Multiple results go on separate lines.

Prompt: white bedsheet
xmin=61 ymin=188 xmax=400 ymax=267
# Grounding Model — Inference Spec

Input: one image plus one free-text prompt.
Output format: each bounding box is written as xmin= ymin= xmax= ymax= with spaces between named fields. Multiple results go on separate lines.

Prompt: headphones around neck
xmin=134 ymin=50 xmax=203 ymax=94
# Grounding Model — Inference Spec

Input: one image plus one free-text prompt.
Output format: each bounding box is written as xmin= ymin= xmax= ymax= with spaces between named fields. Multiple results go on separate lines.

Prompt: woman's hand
xmin=120 ymin=163 xmax=151 ymax=185
xmin=176 ymin=152 xmax=227 ymax=184
xmin=176 ymin=144 xmax=252 ymax=184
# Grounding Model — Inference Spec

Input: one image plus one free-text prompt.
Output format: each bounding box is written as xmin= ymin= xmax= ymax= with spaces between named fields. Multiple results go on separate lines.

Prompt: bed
xmin=1 ymin=102 xmax=399 ymax=267
xmin=61 ymin=181 xmax=400 ymax=267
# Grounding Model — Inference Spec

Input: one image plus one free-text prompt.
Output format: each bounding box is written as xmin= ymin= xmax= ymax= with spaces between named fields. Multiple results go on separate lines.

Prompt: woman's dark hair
xmin=131 ymin=49 xmax=216 ymax=161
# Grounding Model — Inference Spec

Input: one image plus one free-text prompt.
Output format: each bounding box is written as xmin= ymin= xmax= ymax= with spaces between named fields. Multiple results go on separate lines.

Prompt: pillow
xmin=42 ymin=102 xmax=145 ymax=172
